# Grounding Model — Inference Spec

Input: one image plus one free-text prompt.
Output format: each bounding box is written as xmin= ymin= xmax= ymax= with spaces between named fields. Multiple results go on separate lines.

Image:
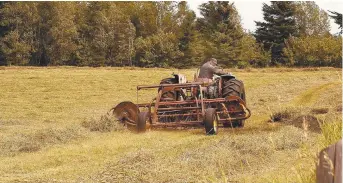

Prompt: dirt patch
xmin=269 ymin=109 xmax=295 ymax=122
xmin=337 ymin=105 xmax=342 ymax=113
xmin=269 ymin=109 xmax=321 ymax=132
xmin=311 ymin=108 xmax=329 ymax=114
xmin=284 ymin=115 xmax=320 ymax=132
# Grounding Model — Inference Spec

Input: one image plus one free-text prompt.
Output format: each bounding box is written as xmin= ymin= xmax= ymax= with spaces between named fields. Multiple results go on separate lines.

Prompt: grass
xmin=0 ymin=66 xmax=341 ymax=182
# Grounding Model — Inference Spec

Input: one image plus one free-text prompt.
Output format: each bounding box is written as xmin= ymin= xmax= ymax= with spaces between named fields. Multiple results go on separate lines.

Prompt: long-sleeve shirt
xmin=198 ymin=61 xmax=227 ymax=79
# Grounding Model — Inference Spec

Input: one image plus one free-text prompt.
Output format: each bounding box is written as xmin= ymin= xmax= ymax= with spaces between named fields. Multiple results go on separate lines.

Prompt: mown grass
xmin=0 ymin=67 xmax=341 ymax=182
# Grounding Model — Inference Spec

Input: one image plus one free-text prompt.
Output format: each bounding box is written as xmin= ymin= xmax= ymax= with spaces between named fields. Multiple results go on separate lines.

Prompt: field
xmin=0 ymin=67 xmax=341 ymax=183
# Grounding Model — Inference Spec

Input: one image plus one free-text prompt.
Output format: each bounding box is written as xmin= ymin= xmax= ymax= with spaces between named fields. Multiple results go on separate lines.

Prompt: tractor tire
xmin=222 ymin=78 xmax=246 ymax=102
xmin=222 ymin=78 xmax=246 ymax=128
xmin=137 ymin=112 xmax=149 ymax=133
xmin=159 ymin=78 xmax=178 ymax=100
xmin=160 ymin=78 xmax=177 ymax=85
xmin=204 ymin=108 xmax=218 ymax=135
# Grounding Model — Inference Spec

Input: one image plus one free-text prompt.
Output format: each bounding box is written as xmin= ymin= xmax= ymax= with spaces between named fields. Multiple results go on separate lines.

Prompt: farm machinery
xmin=111 ymin=72 xmax=251 ymax=135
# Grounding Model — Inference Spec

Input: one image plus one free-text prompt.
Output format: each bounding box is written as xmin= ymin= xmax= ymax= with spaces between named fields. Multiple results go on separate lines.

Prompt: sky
xmin=188 ymin=1 xmax=343 ymax=34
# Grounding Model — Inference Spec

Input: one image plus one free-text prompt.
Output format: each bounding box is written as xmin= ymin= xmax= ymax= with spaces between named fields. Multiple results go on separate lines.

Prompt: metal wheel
xmin=112 ymin=101 xmax=140 ymax=132
xmin=137 ymin=112 xmax=150 ymax=133
xmin=204 ymin=108 xmax=218 ymax=135
xmin=159 ymin=78 xmax=178 ymax=100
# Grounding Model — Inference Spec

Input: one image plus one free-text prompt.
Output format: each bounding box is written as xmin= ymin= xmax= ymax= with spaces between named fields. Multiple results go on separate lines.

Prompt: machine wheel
xmin=137 ymin=112 xmax=149 ymax=133
xmin=112 ymin=101 xmax=139 ymax=132
xmin=222 ymin=78 xmax=246 ymax=103
xmin=222 ymin=78 xmax=246 ymax=128
xmin=204 ymin=108 xmax=218 ymax=135
xmin=160 ymin=78 xmax=177 ymax=85
xmin=159 ymin=78 xmax=178 ymax=100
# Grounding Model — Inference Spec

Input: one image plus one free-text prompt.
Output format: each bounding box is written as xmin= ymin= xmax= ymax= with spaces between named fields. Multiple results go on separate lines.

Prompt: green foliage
xmin=0 ymin=2 xmax=39 ymax=65
xmin=294 ymin=2 xmax=330 ymax=36
xmin=239 ymin=33 xmax=271 ymax=68
xmin=284 ymin=35 xmax=342 ymax=67
xmin=255 ymin=2 xmax=298 ymax=65
xmin=135 ymin=30 xmax=183 ymax=67
xmin=75 ymin=2 xmax=135 ymax=66
xmin=0 ymin=2 xmax=9 ymax=65
xmin=197 ymin=2 xmax=244 ymax=67
xmin=0 ymin=2 xmax=339 ymax=68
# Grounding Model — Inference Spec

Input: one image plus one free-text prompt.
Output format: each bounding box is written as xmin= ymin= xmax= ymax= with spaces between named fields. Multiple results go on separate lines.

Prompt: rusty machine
xmin=112 ymin=73 xmax=251 ymax=135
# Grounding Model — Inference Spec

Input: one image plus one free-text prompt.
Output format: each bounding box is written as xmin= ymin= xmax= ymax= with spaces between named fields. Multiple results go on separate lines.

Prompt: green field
xmin=0 ymin=67 xmax=341 ymax=183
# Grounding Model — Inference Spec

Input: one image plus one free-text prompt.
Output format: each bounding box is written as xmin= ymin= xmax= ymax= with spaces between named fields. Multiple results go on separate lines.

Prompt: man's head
xmin=209 ymin=58 xmax=217 ymax=66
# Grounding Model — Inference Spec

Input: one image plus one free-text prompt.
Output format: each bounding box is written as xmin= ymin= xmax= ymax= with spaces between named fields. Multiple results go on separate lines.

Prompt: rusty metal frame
xmin=134 ymin=82 xmax=251 ymax=128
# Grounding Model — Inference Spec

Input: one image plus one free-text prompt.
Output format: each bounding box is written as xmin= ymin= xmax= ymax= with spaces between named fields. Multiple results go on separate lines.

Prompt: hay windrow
xmin=81 ymin=114 xmax=127 ymax=132
xmin=0 ymin=126 xmax=86 ymax=156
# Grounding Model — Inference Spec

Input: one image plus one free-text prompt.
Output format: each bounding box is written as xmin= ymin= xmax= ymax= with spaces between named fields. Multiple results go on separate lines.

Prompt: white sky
xmin=188 ymin=1 xmax=343 ymax=34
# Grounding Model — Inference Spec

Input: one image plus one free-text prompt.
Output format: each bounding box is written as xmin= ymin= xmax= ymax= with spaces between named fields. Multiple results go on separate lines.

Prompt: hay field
xmin=0 ymin=66 xmax=341 ymax=183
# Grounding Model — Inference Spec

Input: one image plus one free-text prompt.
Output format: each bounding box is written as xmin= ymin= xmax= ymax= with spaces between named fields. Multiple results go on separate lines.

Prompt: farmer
xmin=197 ymin=58 xmax=227 ymax=82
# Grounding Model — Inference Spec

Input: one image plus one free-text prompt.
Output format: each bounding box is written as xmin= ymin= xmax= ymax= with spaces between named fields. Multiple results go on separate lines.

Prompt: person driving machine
xmin=197 ymin=58 xmax=227 ymax=83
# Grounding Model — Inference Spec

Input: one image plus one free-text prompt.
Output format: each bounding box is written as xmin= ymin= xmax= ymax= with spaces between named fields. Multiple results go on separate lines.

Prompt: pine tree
xmin=76 ymin=2 xmax=135 ymax=66
xmin=0 ymin=2 xmax=9 ymax=65
xmin=0 ymin=2 xmax=39 ymax=66
xmin=174 ymin=2 xmax=201 ymax=67
xmin=197 ymin=2 xmax=244 ymax=67
xmin=255 ymin=1 xmax=297 ymax=65
xmin=328 ymin=11 xmax=342 ymax=34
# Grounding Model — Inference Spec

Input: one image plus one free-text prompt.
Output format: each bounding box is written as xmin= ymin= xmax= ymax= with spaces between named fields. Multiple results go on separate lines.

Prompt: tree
xmin=42 ymin=2 xmax=78 ymax=65
xmin=0 ymin=2 xmax=39 ymax=65
xmin=328 ymin=10 xmax=342 ymax=34
xmin=239 ymin=33 xmax=270 ymax=68
xmin=284 ymin=35 xmax=342 ymax=67
xmin=197 ymin=2 xmax=245 ymax=67
xmin=134 ymin=30 xmax=183 ymax=67
xmin=294 ymin=2 xmax=330 ymax=36
xmin=76 ymin=2 xmax=135 ymax=66
xmin=255 ymin=1 xmax=298 ymax=65
xmin=174 ymin=2 xmax=203 ymax=68
xmin=0 ymin=2 xmax=79 ymax=66
xmin=0 ymin=2 xmax=9 ymax=65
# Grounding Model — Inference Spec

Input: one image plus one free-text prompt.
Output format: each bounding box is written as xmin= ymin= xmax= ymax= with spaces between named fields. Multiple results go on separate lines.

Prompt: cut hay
xmin=81 ymin=114 xmax=126 ymax=132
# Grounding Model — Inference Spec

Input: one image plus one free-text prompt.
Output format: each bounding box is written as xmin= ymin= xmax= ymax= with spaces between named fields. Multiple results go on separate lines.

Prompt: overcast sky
xmin=188 ymin=1 xmax=343 ymax=34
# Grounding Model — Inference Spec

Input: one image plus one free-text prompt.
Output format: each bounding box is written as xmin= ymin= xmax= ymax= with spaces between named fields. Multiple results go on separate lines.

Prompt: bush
xmin=284 ymin=35 xmax=342 ymax=67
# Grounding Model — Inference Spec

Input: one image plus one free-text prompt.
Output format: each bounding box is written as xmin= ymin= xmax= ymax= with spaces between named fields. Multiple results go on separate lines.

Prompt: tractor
xmin=111 ymin=71 xmax=251 ymax=135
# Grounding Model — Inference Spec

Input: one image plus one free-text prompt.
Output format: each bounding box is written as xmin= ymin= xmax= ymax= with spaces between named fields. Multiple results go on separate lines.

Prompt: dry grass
xmin=0 ymin=125 xmax=85 ymax=156
xmin=81 ymin=114 xmax=127 ymax=132
xmin=0 ymin=67 xmax=341 ymax=183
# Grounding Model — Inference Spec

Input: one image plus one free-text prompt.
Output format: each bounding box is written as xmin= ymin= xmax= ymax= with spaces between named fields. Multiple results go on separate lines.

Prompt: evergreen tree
xmin=197 ymin=2 xmax=244 ymax=67
xmin=0 ymin=2 xmax=9 ymax=65
xmin=0 ymin=2 xmax=39 ymax=66
xmin=328 ymin=10 xmax=342 ymax=34
xmin=76 ymin=2 xmax=135 ymax=66
xmin=174 ymin=2 xmax=202 ymax=67
xmin=254 ymin=1 xmax=297 ymax=65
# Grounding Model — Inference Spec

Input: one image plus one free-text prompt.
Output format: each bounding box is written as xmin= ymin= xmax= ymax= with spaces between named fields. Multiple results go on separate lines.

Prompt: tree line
xmin=0 ymin=1 xmax=341 ymax=68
